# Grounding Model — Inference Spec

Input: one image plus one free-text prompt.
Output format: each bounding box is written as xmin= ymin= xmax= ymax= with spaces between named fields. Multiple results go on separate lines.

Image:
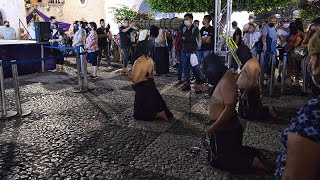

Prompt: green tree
xmin=145 ymin=0 xmax=292 ymax=13
xmin=111 ymin=5 xmax=153 ymax=24
xmin=298 ymin=0 xmax=320 ymax=20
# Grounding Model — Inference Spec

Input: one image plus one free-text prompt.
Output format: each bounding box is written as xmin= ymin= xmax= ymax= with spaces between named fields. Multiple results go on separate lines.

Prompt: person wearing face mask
xmin=261 ymin=15 xmax=278 ymax=82
xmin=0 ymin=21 xmax=16 ymax=40
xmin=243 ymin=15 xmax=259 ymax=35
xmin=49 ymin=22 xmax=64 ymax=72
xmin=275 ymin=30 xmax=320 ymax=180
xmin=179 ymin=13 xmax=205 ymax=91
xmin=85 ymin=22 xmax=99 ymax=78
xmin=242 ymin=24 xmax=261 ymax=58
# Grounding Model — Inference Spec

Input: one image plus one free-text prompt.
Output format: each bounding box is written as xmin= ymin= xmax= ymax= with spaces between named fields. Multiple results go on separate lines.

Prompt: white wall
xmin=0 ymin=0 xmax=27 ymax=39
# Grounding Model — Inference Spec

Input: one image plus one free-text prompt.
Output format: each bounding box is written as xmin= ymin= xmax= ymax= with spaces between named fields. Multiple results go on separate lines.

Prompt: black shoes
xmin=182 ymin=84 xmax=191 ymax=91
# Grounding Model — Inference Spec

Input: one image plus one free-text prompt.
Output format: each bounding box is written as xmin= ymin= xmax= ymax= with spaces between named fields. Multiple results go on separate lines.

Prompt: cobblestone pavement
xmin=0 ymin=58 xmax=309 ymax=180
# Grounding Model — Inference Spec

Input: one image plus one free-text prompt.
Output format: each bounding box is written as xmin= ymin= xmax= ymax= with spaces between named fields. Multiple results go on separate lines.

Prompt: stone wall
xmin=63 ymin=0 xmax=105 ymax=26
xmin=0 ymin=0 xmax=27 ymax=38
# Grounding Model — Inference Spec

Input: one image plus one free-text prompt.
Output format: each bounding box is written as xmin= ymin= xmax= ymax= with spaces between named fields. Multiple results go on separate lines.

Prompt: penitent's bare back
xmin=237 ymin=58 xmax=260 ymax=90
xmin=209 ymin=71 xmax=238 ymax=120
xmin=131 ymin=56 xmax=154 ymax=84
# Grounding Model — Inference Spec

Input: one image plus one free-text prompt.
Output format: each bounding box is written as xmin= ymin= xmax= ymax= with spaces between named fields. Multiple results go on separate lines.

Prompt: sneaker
xmin=107 ymin=66 xmax=113 ymax=70
xmin=182 ymin=84 xmax=191 ymax=91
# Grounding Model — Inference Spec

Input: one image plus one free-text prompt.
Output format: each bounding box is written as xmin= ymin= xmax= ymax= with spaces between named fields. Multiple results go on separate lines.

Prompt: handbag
xmin=294 ymin=46 xmax=308 ymax=58
xmin=190 ymin=53 xmax=199 ymax=67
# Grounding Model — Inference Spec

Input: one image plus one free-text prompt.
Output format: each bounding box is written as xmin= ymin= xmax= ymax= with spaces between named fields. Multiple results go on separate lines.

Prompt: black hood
xmin=236 ymin=45 xmax=252 ymax=68
xmin=203 ymin=53 xmax=227 ymax=88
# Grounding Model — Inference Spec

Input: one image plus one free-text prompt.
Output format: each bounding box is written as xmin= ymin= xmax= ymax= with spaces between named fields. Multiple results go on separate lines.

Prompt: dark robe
xmin=132 ymin=78 xmax=173 ymax=121
xmin=238 ymin=86 xmax=269 ymax=120
xmin=207 ymin=116 xmax=259 ymax=173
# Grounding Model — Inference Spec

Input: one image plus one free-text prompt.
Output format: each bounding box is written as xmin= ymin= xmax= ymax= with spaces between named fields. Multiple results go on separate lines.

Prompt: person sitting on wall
xmin=129 ymin=40 xmax=173 ymax=121
xmin=236 ymin=45 xmax=277 ymax=121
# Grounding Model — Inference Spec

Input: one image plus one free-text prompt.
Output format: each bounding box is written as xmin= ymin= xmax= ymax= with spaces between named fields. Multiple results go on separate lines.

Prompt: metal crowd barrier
xmin=259 ymin=52 xmax=277 ymax=96
xmin=281 ymin=53 xmax=287 ymax=94
xmin=259 ymin=51 xmax=308 ymax=96
xmin=0 ymin=46 xmax=89 ymax=119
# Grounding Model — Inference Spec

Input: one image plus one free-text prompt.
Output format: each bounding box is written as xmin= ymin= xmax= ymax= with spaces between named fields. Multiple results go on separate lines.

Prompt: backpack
xmin=182 ymin=26 xmax=202 ymax=50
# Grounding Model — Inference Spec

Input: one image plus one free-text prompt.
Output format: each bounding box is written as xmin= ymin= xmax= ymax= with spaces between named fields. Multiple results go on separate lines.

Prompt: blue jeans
xmin=181 ymin=51 xmax=204 ymax=83
xmin=261 ymin=52 xmax=276 ymax=76
xmin=197 ymin=50 xmax=211 ymax=65
xmin=177 ymin=51 xmax=183 ymax=81
xmin=121 ymin=47 xmax=130 ymax=68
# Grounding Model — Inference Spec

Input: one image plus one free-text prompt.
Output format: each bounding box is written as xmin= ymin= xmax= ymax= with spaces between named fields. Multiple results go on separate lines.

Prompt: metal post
xmin=0 ymin=60 xmax=17 ymax=119
xmin=41 ymin=45 xmax=45 ymax=72
xmin=281 ymin=53 xmax=287 ymax=94
xmin=259 ymin=52 xmax=265 ymax=89
xmin=302 ymin=57 xmax=307 ymax=93
xmin=214 ymin=0 xmax=220 ymax=54
xmin=11 ymin=60 xmax=31 ymax=117
xmin=269 ymin=53 xmax=276 ymax=96
xmin=73 ymin=51 xmax=83 ymax=93
xmin=80 ymin=47 xmax=88 ymax=88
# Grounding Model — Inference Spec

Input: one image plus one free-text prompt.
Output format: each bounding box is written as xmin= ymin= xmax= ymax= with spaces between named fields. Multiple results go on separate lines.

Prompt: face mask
xmin=184 ymin=20 xmax=190 ymax=26
xmin=248 ymin=28 xmax=254 ymax=33
xmin=283 ymin=23 xmax=290 ymax=29
xmin=5 ymin=24 xmax=9 ymax=27
xmin=249 ymin=19 xmax=254 ymax=23
xmin=269 ymin=23 xmax=275 ymax=27
xmin=88 ymin=27 xmax=92 ymax=31
xmin=194 ymin=24 xmax=199 ymax=27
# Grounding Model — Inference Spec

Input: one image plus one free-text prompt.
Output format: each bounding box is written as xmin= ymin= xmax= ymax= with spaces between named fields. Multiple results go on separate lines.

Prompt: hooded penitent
xmin=203 ymin=53 xmax=227 ymax=89
xmin=236 ymin=45 xmax=253 ymax=69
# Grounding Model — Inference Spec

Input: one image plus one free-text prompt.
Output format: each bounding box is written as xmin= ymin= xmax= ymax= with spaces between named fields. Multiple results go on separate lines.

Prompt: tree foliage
xmin=298 ymin=0 xmax=320 ymax=20
xmin=111 ymin=5 xmax=153 ymax=24
xmin=145 ymin=0 xmax=291 ymax=13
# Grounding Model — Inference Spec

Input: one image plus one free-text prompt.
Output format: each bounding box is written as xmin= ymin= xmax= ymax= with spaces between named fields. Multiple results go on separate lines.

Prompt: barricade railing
xmin=281 ymin=53 xmax=288 ymax=94
xmin=0 ymin=45 xmax=90 ymax=119
xmin=259 ymin=52 xmax=276 ymax=96
xmin=259 ymin=50 xmax=308 ymax=96
xmin=301 ymin=57 xmax=307 ymax=94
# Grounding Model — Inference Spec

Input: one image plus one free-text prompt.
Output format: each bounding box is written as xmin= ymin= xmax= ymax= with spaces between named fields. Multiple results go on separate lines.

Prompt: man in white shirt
xmin=0 ymin=21 xmax=16 ymax=40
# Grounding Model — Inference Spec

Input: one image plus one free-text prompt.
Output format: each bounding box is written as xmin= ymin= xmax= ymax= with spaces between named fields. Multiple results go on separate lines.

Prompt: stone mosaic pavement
xmin=0 ymin=58 xmax=309 ymax=180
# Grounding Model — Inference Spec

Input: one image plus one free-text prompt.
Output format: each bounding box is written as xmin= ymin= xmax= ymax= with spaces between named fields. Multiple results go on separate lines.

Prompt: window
xmin=80 ymin=0 xmax=88 ymax=7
